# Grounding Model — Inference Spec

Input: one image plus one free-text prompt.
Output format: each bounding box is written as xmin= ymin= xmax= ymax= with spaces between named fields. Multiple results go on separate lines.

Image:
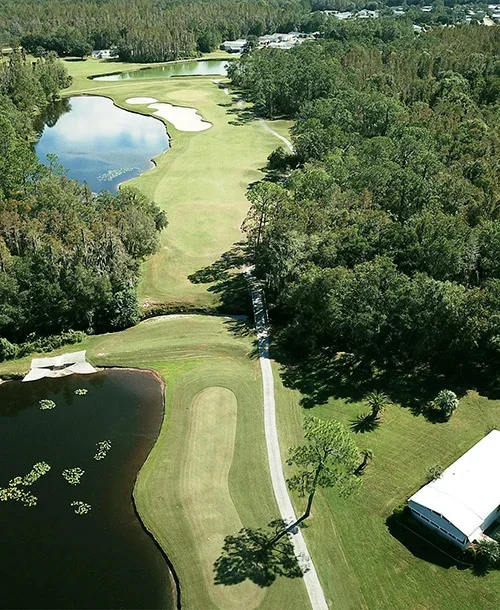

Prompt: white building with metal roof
xmin=408 ymin=430 xmax=500 ymax=549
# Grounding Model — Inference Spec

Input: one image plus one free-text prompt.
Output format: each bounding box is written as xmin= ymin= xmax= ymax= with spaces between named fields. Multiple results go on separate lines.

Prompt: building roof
xmin=409 ymin=430 xmax=500 ymax=538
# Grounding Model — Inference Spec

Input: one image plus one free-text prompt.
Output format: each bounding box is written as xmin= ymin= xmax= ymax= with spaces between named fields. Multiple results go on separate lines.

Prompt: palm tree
xmin=366 ymin=391 xmax=389 ymax=419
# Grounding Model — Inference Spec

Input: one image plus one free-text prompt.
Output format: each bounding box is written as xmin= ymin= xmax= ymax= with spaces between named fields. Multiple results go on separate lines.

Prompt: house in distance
xmin=408 ymin=430 xmax=500 ymax=549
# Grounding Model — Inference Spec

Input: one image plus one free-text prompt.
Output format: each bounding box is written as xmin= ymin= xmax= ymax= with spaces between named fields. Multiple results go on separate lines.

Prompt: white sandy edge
xmin=126 ymin=97 xmax=211 ymax=132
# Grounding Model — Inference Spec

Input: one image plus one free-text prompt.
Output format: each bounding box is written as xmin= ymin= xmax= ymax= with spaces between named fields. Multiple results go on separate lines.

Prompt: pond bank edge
xmin=62 ymin=93 xmax=173 ymax=180
xmin=102 ymin=365 xmax=183 ymax=610
xmin=0 ymin=365 xmax=183 ymax=610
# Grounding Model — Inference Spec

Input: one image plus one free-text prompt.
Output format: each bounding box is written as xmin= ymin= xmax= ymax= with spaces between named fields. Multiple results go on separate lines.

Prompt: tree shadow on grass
xmin=271 ymin=329 xmax=500 ymax=416
xmin=188 ymin=243 xmax=253 ymax=314
xmin=350 ymin=412 xmax=381 ymax=433
xmin=214 ymin=520 xmax=306 ymax=588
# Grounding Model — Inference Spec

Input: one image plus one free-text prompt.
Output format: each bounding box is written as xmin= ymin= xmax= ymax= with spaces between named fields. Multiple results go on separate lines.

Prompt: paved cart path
xmin=249 ymin=277 xmax=329 ymax=610
xmin=258 ymin=118 xmax=294 ymax=152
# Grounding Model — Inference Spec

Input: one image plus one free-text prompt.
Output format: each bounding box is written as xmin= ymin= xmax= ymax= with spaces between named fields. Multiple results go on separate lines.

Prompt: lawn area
xmin=0 ymin=317 xmax=310 ymax=610
xmin=61 ymin=57 xmax=293 ymax=308
xmin=274 ymin=364 xmax=500 ymax=610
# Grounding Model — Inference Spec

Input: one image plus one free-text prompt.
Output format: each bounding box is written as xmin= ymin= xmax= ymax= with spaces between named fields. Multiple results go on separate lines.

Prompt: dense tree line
xmin=234 ymin=24 xmax=500 ymax=381
xmin=1 ymin=1 xmax=492 ymax=62
xmin=0 ymin=0 xmax=309 ymax=63
xmin=0 ymin=53 xmax=167 ymax=355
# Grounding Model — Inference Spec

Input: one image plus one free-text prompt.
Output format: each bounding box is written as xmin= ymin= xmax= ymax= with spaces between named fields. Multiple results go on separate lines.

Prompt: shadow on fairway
xmin=214 ymin=519 xmax=305 ymax=588
xmin=188 ymin=242 xmax=252 ymax=314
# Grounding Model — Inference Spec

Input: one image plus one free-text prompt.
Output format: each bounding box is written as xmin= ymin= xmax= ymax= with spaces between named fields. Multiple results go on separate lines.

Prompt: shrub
xmin=18 ymin=330 xmax=86 ymax=357
xmin=473 ymin=539 xmax=500 ymax=572
xmin=0 ymin=337 xmax=19 ymax=362
xmin=426 ymin=463 xmax=444 ymax=482
xmin=429 ymin=389 xmax=459 ymax=420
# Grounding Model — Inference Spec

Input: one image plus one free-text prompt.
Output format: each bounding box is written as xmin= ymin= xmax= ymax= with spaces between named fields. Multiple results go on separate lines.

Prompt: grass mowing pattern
xmin=274 ymin=365 xmax=500 ymax=610
xmin=180 ymin=386 xmax=265 ymax=609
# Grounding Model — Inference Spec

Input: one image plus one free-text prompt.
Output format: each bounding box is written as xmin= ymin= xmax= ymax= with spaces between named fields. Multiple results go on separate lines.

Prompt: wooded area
xmin=233 ymin=24 xmax=500 ymax=387
xmin=1 ymin=0 xmax=492 ymax=62
xmin=0 ymin=53 xmax=166 ymax=357
xmin=0 ymin=0 xmax=306 ymax=62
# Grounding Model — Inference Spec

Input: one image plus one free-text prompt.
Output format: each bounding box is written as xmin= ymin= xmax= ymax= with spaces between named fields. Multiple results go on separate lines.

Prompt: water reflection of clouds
xmin=35 ymin=96 xmax=169 ymax=192
xmin=45 ymin=97 xmax=167 ymax=148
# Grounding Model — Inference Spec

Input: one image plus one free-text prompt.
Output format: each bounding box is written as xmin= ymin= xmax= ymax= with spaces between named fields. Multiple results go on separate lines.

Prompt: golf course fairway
xmin=63 ymin=56 xmax=293 ymax=309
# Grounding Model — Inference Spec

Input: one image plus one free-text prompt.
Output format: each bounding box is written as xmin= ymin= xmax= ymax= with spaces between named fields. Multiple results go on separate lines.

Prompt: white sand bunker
xmin=23 ymin=351 xmax=97 ymax=382
xmin=126 ymin=97 xmax=159 ymax=105
xmin=126 ymin=97 xmax=211 ymax=132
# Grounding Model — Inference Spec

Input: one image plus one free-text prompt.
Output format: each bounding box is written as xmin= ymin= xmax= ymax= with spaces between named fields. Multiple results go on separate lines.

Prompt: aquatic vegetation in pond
xmin=62 ymin=467 xmax=85 ymax=485
xmin=94 ymin=440 xmax=112 ymax=460
xmin=0 ymin=487 xmax=38 ymax=506
xmin=0 ymin=371 xmax=170 ymax=609
xmin=97 ymin=167 xmax=138 ymax=182
xmin=0 ymin=462 xmax=51 ymax=507
xmin=74 ymin=388 xmax=88 ymax=396
xmin=71 ymin=500 xmax=91 ymax=515
xmin=39 ymin=399 xmax=56 ymax=410
xmin=22 ymin=461 xmax=51 ymax=485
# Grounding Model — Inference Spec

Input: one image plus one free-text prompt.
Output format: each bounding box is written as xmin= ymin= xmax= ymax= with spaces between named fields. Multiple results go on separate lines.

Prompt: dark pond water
xmin=0 ymin=370 xmax=174 ymax=610
xmin=35 ymin=95 xmax=169 ymax=193
xmin=93 ymin=58 xmax=229 ymax=81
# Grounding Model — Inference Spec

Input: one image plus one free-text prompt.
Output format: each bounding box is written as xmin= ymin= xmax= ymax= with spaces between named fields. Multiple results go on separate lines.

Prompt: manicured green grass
xmin=0 ymin=317 xmax=310 ymax=610
xmin=61 ymin=58 xmax=293 ymax=308
xmin=274 ymin=364 xmax=500 ymax=610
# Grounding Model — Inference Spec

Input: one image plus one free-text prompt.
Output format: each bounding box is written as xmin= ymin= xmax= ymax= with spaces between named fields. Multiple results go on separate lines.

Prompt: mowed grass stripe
xmin=181 ymin=386 xmax=265 ymax=610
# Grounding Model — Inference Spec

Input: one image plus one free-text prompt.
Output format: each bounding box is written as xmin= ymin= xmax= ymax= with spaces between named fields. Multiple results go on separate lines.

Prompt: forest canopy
xmin=232 ymin=24 xmax=500 ymax=385
xmin=2 ymin=0 xmax=491 ymax=63
xmin=0 ymin=53 xmax=167 ymax=356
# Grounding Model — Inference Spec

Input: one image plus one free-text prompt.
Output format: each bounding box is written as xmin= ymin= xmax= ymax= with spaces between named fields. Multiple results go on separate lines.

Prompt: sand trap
xmin=126 ymin=97 xmax=159 ymax=105
xmin=126 ymin=97 xmax=211 ymax=132
xmin=23 ymin=351 xmax=97 ymax=382
xmin=149 ymin=103 xmax=211 ymax=132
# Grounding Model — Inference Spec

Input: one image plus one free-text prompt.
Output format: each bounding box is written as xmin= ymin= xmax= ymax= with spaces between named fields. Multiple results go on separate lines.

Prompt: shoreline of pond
xmin=0 ymin=366 xmax=181 ymax=610
xmin=126 ymin=366 xmax=183 ymax=610
xmin=35 ymin=94 xmax=170 ymax=192
xmin=90 ymin=55 xmax=234 ymax=81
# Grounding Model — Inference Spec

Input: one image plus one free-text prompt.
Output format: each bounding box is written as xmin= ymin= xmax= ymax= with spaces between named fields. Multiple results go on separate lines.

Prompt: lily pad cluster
xmin=71 ymin=500 xmax=91 ymax=515
xmin=74 ymin=388 xmax=88 ymax=396
xmin=62 ymin=467 xmax=85 ymax=485
xmin=39 ymin=399 xmax=56 ymax=410
xmin=0 ymin=462 xmax=51 ymax=507
xmin=97 ymin=167 xmax=137 ymax=182
xmin=94 ymin=440 xmax=112 ymax=460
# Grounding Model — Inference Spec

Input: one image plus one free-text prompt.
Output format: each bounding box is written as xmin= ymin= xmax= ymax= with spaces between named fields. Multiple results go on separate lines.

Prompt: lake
xmin=0 ymin=370 xmax=174 ymax=610
xmin=93 ymin=58 xmax=229 ymax=81
xmin=35 ymin=95 xmax=169 ymax=193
